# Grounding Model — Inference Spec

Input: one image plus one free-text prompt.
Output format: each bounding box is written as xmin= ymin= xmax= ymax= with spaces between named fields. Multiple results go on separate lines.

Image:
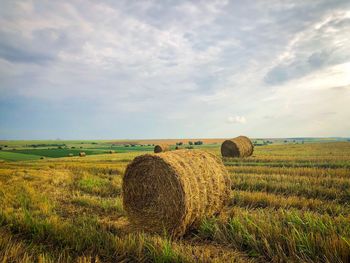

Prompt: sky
xmin=0 ymin=0 xmax=350 ymax=140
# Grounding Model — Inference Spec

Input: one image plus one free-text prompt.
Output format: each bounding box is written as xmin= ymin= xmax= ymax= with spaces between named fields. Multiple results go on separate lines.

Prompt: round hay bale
xmin=79 ymin=152 xmax=86 ymax=157
xmin=68 ymin=153 xmax=73 ymax=157
xmin=109 ymin=150 xmax=115 ymax=154
xmin=221 ymin=136 xmax=254 ymax=158
xmin=154 ymin=144 xmax=170 ymax=153
xmin=123 ymin=150 xmax=231 ymax=237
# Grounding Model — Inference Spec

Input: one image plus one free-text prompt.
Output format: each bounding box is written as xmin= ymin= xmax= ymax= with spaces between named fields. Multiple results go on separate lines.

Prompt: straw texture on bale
xmin=79 ymin=152 xmax=86 ymax=157
xmin=123 ymin=150 xmax=231 ymax=237
xmin=221 ymin=136 xmax=254 ymax=158
xmin=154 ymin=144 xmax=170 ymax=153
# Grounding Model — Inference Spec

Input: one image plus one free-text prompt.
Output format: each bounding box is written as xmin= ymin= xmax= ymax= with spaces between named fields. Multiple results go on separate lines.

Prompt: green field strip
xmin=230 ymin=177 xmax=350 ymax=204
xmin=229 ymin=172 xmax=350 ymax=190
xmin=229 ymin=190 xmax=350 ymax=216
xmin=0 ymin=151 xmax=42 ymax=161
xmin=224 ymin=161 xmax=350 ymax=169
xmin=227 ymin=166 xmax=350 ymax=178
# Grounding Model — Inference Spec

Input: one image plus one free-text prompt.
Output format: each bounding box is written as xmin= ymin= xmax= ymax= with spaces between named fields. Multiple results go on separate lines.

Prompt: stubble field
xmin=0 ymin=142 xmax=350 ymax=262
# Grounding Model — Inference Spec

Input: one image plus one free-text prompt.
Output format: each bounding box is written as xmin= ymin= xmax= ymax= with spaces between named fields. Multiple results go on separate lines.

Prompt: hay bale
xmin=109 ymin=150 xmax=115 ymax=154
xmin=123 ymin=150 xmax=231 ymax=237
xmin=79 ymin=152 xmax=86 ymax=157
xmin=154 ymin=144 xmax=170 ymax=153
xmin=68 ymin=153 xmax=73 ymax=157
xmin=221 ymin=136 xmax=254 ymax=158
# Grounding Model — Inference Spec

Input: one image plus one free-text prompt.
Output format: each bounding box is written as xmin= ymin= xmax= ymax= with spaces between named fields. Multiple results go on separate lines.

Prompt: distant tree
xmin=188 ymin=141 xmax=193 ymax=145
xmin=0 ymin=147 xmax=2 ymax=150
xmin=194 ymin=141 xmax=203 ymax=145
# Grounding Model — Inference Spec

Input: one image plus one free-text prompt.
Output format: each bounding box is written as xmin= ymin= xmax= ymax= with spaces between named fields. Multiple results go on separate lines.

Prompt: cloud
xmin=227 ymin=116 xmax=247 ymax=124
xmin=0 ymin=0 xmax=349 ymax=139
xmin=264 ymin=11 xmax=350 ymax=85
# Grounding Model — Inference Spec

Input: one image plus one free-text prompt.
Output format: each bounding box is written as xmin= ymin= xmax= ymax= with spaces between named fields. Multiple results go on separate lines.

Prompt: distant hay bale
xmin=109 ymin=150 xmax=115 ymax=154
xmin=40 ymin=156 xmax=45 ymax=159
xmin=68 ymin=153 xmax=73 ymax=157
xmin=221 ymin=136 xmax=254 ymax=158
xmin=123 ymin=150 xmax=231 ymax=237
xmin=154 ymin=144 xmax=170 ymax=153
xmin=79 ymin=152 xmax=86 ymax=157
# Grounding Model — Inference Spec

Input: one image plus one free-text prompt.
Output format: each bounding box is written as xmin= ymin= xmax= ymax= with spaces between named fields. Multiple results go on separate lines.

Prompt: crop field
xmin=0 ymin=142 xmax=350 ymax=262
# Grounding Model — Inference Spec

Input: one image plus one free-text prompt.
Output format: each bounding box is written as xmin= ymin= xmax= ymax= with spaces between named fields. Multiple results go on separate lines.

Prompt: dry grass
xmin=0 ymin=142 xmax=350 ymax=262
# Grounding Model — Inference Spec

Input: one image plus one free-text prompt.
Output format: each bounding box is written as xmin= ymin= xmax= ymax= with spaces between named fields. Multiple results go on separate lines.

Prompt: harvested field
xmin=0 ymin=142 xmax=350 ymax=262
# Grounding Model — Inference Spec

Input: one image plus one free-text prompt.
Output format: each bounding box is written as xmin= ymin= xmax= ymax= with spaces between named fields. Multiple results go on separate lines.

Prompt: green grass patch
xmin=0 ymin=151 xmax=42 ymax=161
xmin=7 ymin=149 xmax=105 ymax=158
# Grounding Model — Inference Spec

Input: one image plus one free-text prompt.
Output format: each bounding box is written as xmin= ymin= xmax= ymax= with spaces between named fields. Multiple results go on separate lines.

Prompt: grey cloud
xmin=264 ymin=14 xmax=350 ymax=85
xmin=0 ymin=28 xmax=70 ymax=64
xmin=0 ymin=42 xmax=54 ymax=63
xmin=265 ymin=51 xmax=333 ymax=85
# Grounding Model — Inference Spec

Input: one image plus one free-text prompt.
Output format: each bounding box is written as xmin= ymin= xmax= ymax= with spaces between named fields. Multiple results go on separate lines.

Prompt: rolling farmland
xmin=0 ymin=141 xmax=350 ymax=262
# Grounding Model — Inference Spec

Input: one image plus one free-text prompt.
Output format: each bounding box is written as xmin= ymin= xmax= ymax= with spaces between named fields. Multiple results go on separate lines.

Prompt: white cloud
xmin=227 ymin=116 xmax=247 ymax=124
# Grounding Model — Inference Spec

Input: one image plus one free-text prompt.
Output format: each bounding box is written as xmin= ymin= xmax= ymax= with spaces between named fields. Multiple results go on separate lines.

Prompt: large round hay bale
xmin=154 ymin=144 xmax=170 ymax=153
xmin=221 ymin=136 xmax=254 ymax=158
xmin=79 ymin=152 xmax=86 ymax=157
xmin=123 ymin=150 xmax=231 ymax=237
